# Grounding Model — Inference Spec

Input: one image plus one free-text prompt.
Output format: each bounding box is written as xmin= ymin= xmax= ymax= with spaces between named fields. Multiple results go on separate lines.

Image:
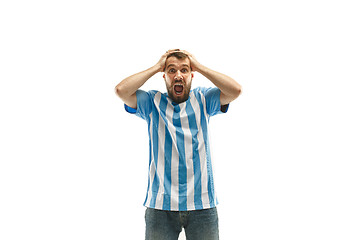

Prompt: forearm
xmin=197 ymin=64 xmax=242 ymax=102
xmin=115 ymin=64 xmax=160 ymax=99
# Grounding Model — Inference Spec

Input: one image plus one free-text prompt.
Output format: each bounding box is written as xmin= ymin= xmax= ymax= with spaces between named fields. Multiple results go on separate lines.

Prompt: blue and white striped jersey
xmin=125 ymin=87 xmax=228 ymax=211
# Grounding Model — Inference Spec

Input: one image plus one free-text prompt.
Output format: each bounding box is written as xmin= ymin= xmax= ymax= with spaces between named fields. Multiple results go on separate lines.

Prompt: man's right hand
xmin=116 ymin=49 xmax=183 ymax=109
xmin=156 ymin=49 xmax=181 ymax=72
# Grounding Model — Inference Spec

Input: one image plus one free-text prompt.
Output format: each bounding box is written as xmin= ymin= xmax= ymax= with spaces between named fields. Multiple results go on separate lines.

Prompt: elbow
xmin=237 ymin=84 xmax=242 ymax=96
xmin=115 ymin=84 xmax=127 ymax=99
xmin=233 ymin=83 xmax=242 ymax=98
xmin=115 ymin=86 xmax=122 ymax=98
xmin=222 ymin=84 xmax=242 ymax=104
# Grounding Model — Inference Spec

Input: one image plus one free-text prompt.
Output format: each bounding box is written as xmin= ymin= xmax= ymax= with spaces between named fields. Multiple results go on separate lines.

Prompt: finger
xmin=166 ymin=49 xmax=182 ymax=54
xmin=181 ymin=50 xmax=192 ymax=56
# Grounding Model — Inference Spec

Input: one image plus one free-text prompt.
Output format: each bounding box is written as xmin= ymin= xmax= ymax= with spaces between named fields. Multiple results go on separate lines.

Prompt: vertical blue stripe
xmin=173 ymin=104 xmax=187 ymax=211
xmin=195 ymin=92 xmax=215 ymax=207
xmin=162 ymin=127 xmax=172 ymax=210
xmin=185 ymin=101 xmax=203 ymax=210
xmin=160 ymin=97 xmax=172 ymax=210
xmin=149 ymin=107 xmax=160 ymax=208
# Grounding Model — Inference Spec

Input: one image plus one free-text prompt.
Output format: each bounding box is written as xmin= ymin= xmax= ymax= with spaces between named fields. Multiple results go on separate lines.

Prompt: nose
xmin=174 ymin=70 xmax=183 ymax=80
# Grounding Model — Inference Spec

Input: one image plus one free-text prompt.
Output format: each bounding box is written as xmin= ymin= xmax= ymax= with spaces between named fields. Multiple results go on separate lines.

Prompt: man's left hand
xmin=177 ymin=50 xmax=202 ymax=72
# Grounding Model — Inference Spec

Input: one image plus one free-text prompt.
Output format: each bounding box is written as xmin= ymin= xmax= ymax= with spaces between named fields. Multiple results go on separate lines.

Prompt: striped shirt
xmin=125 ymin=87 xmax=228 ymax=211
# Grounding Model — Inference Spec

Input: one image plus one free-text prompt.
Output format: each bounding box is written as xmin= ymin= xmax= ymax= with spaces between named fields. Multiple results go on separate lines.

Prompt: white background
xmin=1 ymin=0 xmax=359 ymax=239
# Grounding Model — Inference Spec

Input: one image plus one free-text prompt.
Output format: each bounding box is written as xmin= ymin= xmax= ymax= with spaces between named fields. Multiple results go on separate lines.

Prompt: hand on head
xmin=156 ymin=49 xmax=181 ymax=72
xmin=157 ymin=49 xmax=199 ymax=72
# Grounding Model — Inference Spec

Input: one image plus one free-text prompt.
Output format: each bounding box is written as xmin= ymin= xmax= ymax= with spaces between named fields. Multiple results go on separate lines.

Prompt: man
xmin=115 ymin=49 xmax=241 ymax=240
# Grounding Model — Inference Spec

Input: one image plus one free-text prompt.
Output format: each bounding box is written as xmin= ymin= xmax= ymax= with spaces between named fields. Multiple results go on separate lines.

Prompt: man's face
xmin=163 ymin=56 xmax=193 ymax=104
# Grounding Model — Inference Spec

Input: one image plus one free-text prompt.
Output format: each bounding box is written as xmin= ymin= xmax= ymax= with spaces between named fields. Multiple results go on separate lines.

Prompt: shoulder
xmin=137 ymin=90 xmax=164 ymax=101
xmin=192 ymin=87 xmax=209 ymax=94
xmin=191 ymin=87 xmax=209 ymax=98
xmin=191 ymin=87 xmax=220 ymax=99
xmin=147 ymin=90 xmax=162 ymax=97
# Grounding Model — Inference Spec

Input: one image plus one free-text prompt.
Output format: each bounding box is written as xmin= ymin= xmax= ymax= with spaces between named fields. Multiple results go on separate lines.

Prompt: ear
xmin=191 ymin=72 xmax=194 ymax=78
xmin=163 ymin=74 xmax=165 ymax=79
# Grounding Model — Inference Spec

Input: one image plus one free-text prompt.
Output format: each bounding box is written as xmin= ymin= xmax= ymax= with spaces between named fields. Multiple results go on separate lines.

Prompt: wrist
xmin=193 ymin=63 xmax=206 ymax=73
xmin=151 ymin=64 xmax=163 ymax=73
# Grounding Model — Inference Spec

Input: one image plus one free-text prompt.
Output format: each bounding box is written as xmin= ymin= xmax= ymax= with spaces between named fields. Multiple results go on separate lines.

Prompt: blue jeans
xmin=145 ymin=207 xmax=219 ymax=240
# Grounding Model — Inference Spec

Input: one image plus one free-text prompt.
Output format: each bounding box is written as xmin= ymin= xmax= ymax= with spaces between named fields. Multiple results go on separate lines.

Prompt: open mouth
xmin=174 ymin=84 xmax=184 ymax=95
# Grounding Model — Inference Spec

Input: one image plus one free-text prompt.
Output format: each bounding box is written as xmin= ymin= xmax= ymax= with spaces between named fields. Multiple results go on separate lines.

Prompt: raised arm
xmin=115 ymin=65 xmax=159 ymax=109
xmin=182 ymin=50 xmax=242 ymax=105
xmin=115 ymin=51 xmax=174 ymax=108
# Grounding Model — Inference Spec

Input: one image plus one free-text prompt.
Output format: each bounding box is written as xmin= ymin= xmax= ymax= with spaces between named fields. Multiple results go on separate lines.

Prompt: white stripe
xmin=190 ymin=93 xmax=210 ymax=207
xmin=163 ymin=100 xmax=180 ymax=211
xmin=145 ymin=112 xmax=154 ymax=207
xmin=154 ymin=93 xmax=165 ymax=209
xmin=179 ymin=99 xmax=194 ymax=210
xmin=208 ymin=126 xmax=218 ymax=205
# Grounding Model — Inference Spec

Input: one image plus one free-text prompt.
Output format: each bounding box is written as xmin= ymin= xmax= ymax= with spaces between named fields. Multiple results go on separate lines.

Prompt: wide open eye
xmin=169 ymin=68 xmax=176 ymax=73
xmin=181 ymin=68 xmax=188 ymax=73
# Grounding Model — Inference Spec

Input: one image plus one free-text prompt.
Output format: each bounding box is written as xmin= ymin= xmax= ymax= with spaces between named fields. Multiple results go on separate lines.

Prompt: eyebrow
xmin=166 ymin=64 xmax=190 ymax=69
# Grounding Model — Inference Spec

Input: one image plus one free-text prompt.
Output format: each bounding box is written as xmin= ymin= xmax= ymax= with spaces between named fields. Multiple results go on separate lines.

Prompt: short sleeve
xmin=204 ymin=87 xmax=229 ymax=116
xmin=124 ymin=90 xmax=152 ymax=120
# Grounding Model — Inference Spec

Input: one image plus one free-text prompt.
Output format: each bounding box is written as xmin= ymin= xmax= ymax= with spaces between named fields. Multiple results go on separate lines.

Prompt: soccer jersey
xmin=125 ymin=87 xmax=228 ymax=211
